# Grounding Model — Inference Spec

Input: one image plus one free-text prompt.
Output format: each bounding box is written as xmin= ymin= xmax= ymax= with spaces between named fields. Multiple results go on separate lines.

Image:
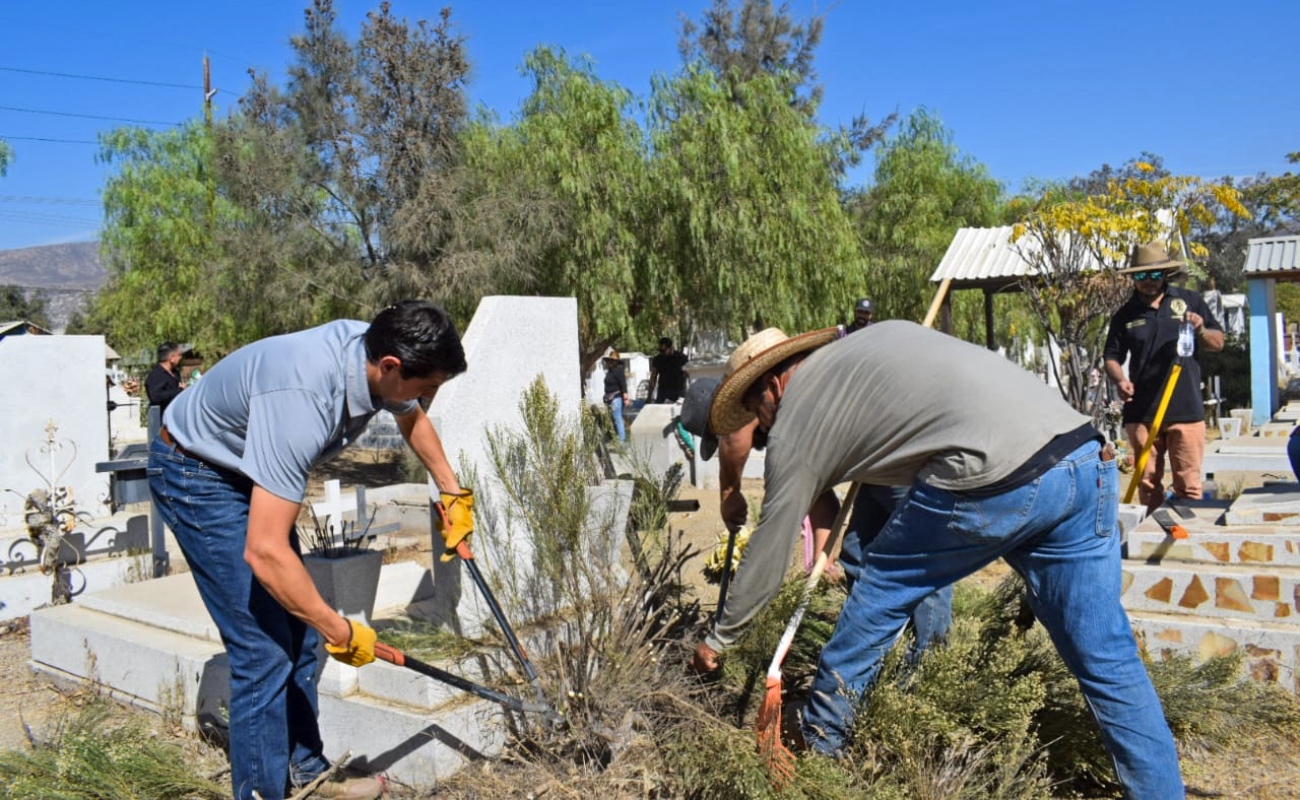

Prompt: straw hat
xmin=709 ymin=327 xmax=839 ymax=435
xmin=1119 ymin=242 xmax=1185 ymax=277
xmin=602 ymin=348 xmax=621 ymax=363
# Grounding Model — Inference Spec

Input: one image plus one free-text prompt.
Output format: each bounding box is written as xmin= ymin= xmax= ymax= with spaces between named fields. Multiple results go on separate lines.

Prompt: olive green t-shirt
xmin=706 ymin=321 xmax=1088 ymax=651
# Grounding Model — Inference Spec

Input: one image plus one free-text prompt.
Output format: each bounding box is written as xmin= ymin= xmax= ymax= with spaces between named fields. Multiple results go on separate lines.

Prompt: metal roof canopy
xmin=927 ymin=227 xmax=1112 ymax=348
xmin=929 ymin=226 xmax=1112 ymax=292
xmin=1243 ymin=235 xmax=1300 ymax=276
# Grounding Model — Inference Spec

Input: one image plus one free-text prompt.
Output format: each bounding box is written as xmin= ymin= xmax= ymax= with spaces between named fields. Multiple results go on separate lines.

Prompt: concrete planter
xmin=303 ymin=550 xmax=384 ymax=624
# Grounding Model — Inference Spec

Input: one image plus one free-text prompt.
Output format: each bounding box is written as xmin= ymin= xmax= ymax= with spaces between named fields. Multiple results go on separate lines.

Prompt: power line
xmin=0 ymin=65 xmax=201 ymax=90
xmin=0 ymin=195 xmax=99 ymax=206
xmin=0 ymin=135 xmax=98 ymax=144
xmin=0 ymin=105 xmax=181 ymax=127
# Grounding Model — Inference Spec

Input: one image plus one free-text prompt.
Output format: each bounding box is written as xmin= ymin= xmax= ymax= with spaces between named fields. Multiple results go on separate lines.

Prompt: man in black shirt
xmin=647 ymin=337 xmax=689 ymax=403
xmin=145 ymin=342 xmax=185 ymax=414
xmin=1104 ymin=243 xmax=1224 ymax=511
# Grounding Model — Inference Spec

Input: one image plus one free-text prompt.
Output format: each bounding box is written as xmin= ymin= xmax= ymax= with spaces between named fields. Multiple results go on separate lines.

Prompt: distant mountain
xmin=0 ymin=242 xmax=105 ymax=332
xmin=0 ymin=241 xmax=105 ymax=291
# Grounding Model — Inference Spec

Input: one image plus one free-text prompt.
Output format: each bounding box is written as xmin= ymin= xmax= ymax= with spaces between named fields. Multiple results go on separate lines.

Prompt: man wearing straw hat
xmin=691 ymin=322 xmax=1183 ymax=798
xmin=1104 ymin=242 xmax=1223 ymax=512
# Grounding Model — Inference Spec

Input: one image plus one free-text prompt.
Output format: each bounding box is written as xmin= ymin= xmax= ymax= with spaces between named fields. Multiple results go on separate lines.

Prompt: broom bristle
xmin=756 ymin=675 xmax=795 ymax=785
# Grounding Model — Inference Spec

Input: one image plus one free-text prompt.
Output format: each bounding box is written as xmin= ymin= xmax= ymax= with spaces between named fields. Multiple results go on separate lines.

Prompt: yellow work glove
xmin=436 ymin=489 xmax=475 ymax=562
xmin=324 ymin=618 xmax=377 ymax=667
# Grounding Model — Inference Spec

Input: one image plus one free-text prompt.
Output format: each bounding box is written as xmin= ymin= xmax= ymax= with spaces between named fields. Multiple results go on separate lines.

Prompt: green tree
xmin=0 ymin=285 xmax=49 ymax=328
xmin=678 ymin=0 xmax=891 ymax=159
xmin=89 ymin=123 xmax=230 ymax=357
xmin=650 ymin=66 xmax=862 ymax=339
xmin=215 ymin=0 xmax=474 ymax=317
xmin=0 ymin=140 xmax=12 ymax=177
xmin=462 ymin=48 xmax=655 ymax=369
xmin=848 ymin=109 xmax=1004 ymax=329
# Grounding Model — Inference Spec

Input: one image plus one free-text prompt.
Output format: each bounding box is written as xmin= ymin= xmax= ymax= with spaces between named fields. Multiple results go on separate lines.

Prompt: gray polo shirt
xmin=706 ymin=321 xmax=1089 ymax=651
xmin=163 ymin=320 xmax=417 ymax=503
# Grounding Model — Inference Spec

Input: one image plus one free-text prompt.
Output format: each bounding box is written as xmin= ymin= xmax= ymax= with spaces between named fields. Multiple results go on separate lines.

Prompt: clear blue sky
xmin=1 ymin=0 xmax=1296 ymax=252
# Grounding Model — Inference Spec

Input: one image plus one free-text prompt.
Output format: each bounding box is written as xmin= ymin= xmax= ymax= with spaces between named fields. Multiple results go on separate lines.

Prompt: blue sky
xmin=1 ymin=0 xmax=1296 ymax=252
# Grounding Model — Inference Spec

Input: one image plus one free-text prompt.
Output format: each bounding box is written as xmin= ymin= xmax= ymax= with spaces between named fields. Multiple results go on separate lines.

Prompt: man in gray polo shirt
xmin=691 ymin=322 xmax=1183 ymax=799
xmin=150 ymin=300 xmax=471 ymax=800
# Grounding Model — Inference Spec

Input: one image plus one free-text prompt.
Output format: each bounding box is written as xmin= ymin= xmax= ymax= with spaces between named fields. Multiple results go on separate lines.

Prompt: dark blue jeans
xmin=803 ymin=442 xmax=1182 ymax=798
xmin=148 ymin=438 xmax=329 ymax=800
xmin=1289 ymin=429 xmax=1300 ymax=483
xmin=839 ymin=484 xmax=953 ymax=650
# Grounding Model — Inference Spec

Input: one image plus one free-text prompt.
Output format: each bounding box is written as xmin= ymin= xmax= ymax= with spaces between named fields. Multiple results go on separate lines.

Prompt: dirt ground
xmin=0 ymin=450 xmax=1295 ymax=796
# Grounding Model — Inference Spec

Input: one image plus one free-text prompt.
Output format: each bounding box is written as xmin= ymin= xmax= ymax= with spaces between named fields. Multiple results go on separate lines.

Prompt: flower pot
xmin=303 ymin=549 xmax=384 ymax=624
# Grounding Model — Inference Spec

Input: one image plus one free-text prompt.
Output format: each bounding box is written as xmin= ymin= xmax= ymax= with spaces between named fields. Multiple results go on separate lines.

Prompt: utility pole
xmin=203 ymin=54 xmax=213 ymax=130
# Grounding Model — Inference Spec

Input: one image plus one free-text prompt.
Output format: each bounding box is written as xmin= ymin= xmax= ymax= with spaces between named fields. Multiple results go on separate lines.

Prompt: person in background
xmin=647 ymin=336 xmax=690 ymax=403
xmin=1103 ymin=242 xmax=1224 ymax=512
xmin=145 ymin=341 xmax=185 ymax=413
xmin=846 ymin=298 xmax=874 ymax=332
xmin=149 ymin=301 xmax=472 ymax=800
xmin=602 ymin=350 xmax=630 ymax=444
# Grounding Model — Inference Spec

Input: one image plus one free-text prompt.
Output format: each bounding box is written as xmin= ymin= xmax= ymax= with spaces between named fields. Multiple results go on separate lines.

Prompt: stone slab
xmin=1130 ymin=610 xmax=1300 ymax=694
xmin=627 ymin=403 xmax=690 ymax=481
xmin=29 ymin=603 xmax=227 ymax=723
xmin=1128 ymin=526 xmax=1300 ymax=568
xmin=1224 ymin=485 xmax=1300 ymax=526
xmin=1120 ymin=560 xmax=1300 ymax=624
xmin=318 ymin=693 xmax=506 ymax=787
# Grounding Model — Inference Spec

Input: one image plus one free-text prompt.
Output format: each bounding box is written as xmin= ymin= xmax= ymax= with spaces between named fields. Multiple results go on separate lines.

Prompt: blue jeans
xmin=839 ymin=484 xmax=952 ymax=650
xmin=802 ymin=442 xmax=1183 ymax=799
xmin=148 ymin=438 xmax=329 ymax=800
xmin=609 ymin=396 xmax=626 ymax=443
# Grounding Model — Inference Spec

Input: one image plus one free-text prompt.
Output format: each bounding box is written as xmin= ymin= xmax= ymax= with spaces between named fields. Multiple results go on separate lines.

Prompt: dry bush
xmin=0 ymin=700 xmax=225 ymax=799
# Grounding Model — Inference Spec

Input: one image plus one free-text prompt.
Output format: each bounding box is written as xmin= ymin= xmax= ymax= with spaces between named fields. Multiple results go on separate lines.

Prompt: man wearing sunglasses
xmin=1103 ymin=242 xmax=1224 ymax=511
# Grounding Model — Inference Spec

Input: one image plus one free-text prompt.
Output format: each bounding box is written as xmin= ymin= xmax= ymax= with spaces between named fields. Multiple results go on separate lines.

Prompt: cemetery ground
xmin=0 ymin=449 xmax=1295 ymax=797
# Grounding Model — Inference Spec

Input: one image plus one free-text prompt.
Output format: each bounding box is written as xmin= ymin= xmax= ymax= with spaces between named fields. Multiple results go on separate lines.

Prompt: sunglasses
xmin=1131 ymin=270 xmax=1166 ymax=282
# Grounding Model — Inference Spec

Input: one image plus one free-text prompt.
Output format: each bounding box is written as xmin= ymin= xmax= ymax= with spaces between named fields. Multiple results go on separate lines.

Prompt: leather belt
xmin=159 ymin=425 xmax=189 ymax=457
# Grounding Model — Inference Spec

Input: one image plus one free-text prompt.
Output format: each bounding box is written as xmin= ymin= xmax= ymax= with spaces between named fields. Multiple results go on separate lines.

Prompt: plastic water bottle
xmin=1178 ymin=321 xmax=1196 ymax=357
xmin=1203 ymin=472 xmax=1217 ymax=501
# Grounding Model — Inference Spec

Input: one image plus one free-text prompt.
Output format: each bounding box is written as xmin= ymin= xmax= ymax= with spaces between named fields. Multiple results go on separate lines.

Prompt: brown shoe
xmin=308 ymin=774 xmax=386 ymax=800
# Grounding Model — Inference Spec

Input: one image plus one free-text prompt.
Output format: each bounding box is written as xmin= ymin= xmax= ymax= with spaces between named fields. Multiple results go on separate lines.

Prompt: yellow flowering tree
xmin=1009 ymin=162 xmax=1249 ymax=420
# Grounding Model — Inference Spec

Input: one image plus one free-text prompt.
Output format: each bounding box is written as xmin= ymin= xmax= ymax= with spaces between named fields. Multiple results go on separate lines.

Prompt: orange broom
xmin=756 ymin=482 xmax=860 ymax=785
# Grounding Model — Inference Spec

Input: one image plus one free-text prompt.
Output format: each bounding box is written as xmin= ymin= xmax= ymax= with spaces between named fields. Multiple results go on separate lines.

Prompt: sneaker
xmin=307 ymin=774 xmax=386 ymax=800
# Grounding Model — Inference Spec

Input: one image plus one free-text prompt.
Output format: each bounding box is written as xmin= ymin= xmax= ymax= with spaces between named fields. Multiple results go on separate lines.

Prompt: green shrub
xmin=0 ymin=701 xmax=224 ymax=799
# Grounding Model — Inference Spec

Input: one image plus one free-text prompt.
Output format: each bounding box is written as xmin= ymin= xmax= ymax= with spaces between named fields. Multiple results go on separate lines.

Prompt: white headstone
xmin=0 ymin=335 xmax=111 ymax=532
xmin=424 ymin=296 xmax=582 ymax=635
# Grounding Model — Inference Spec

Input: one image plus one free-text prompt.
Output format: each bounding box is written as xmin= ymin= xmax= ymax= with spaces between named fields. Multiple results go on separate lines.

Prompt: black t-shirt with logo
xmin=1103 ymin=285 xmax=1222 ymax=425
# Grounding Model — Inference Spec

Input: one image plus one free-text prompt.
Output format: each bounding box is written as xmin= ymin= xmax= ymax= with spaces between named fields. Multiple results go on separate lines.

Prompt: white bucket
xmin=1229 ymin=408 xmax=1253 ymax=436
xmin=1218 ymin=417 xmax=1242 ymax=439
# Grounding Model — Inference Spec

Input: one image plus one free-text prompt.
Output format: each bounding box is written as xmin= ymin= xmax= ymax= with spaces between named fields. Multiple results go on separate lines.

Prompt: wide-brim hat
xmin=679 ymin=378 xmax=720 ymax=460
xmin=1119 ymin=242 xmax=1186 ymax=277
xmin=709 ymin=327 xmax=839 ymax=436
xmin=602 ymin=348 xmax=621 ymax=363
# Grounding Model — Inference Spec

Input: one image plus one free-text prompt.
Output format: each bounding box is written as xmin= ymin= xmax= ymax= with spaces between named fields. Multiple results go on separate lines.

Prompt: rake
xmin=756 ymin=482 xmax=860 ymax=786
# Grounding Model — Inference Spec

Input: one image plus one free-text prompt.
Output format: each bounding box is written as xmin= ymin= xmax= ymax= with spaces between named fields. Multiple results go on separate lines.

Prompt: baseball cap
xmin=855 ymin=298 xmax=874 ymax=314
xmin=678 ymin=378 xmax=719 ymax=461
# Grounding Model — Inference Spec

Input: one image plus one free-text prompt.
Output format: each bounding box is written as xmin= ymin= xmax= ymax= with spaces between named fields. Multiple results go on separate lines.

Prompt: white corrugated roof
xmin=932 ymin=226 xmax=1122 ymax=285
xmin=930 ymin=226 xmax=1036 ymax=284
xmin=1243 ymin=235 xmax=1300 ymax=275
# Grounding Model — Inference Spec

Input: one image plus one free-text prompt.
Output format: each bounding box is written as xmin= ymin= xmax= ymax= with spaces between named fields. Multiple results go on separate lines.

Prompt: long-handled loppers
xmin=437 ymin=505 xmax=563 ymax=727
xmin=373 ymin=641 xmax=556 ymax=716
